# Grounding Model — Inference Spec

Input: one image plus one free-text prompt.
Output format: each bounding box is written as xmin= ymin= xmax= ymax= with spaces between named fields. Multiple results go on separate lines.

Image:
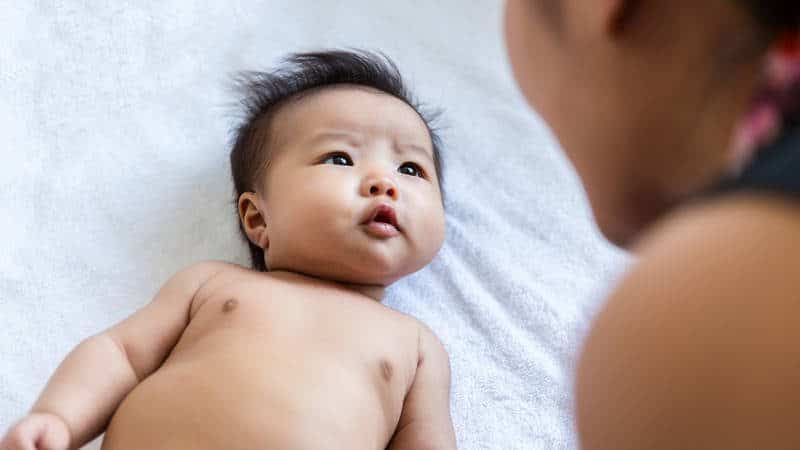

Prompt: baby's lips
xmin=362 ymin=203 xmax=400 ymax=230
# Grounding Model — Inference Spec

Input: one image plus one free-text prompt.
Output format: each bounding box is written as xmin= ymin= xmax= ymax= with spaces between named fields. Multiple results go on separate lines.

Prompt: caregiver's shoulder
xmin=576 ymin=195 xmax=800 ymax=450
xmin=631 ymin=192 xmax=800 ymax=300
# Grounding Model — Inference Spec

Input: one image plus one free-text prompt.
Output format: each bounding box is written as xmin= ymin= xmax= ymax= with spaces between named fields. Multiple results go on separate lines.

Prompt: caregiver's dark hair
xmin=733 ymin=0 xmax=800 ymax=34
xmin=534 ymin=0 xmax=799 ymax=37
xmin=229 ymin=49 xmax=444 ymax=272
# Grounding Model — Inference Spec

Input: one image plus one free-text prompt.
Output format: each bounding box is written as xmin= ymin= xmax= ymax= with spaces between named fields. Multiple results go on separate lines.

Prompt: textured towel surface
xmin=0 ymin=1 xmax=627 ymax=449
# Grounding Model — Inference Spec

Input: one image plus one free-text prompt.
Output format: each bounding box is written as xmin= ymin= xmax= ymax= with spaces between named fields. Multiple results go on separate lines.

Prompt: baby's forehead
xmin=270 ymin=86 xmax=434 ymax=152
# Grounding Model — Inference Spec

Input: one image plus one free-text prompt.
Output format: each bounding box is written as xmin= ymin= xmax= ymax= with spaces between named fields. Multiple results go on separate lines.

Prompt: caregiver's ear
xmin=238 ymin=192 xmax=269 ymax=249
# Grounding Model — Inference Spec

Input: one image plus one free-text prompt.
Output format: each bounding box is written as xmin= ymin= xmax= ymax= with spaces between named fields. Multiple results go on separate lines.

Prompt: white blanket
xmin=0 ymin=1 xmax=628 ymax=449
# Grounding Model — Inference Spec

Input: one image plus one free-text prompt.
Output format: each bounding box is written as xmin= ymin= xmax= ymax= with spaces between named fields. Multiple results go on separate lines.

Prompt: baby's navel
xmin=222 ymin=298 xmax=238 ymax=313
xmin=380 ymin=359 xmax=393 ymax=382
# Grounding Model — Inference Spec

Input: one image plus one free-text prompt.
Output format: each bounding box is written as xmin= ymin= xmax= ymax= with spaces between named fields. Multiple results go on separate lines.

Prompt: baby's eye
xmin=398 ymin=162 xmax=425 ymax=178
xmin=321 ymin=153 xmax=353 ymax=166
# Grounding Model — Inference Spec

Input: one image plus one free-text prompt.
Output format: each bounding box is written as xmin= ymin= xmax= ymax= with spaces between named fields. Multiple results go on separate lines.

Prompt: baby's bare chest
xmin=105 ymin=276 xmax=423 ymax=450
xmin=169 ymin=280 xmax=420 ymax=393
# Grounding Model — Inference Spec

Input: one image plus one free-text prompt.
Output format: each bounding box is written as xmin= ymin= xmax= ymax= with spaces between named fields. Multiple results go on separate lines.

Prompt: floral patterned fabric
xmin=730 ymin=31 xmax=800 ymax=173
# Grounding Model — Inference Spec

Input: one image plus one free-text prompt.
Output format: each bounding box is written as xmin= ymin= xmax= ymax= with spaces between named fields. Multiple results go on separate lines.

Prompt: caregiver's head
xmin=505 ymin=0 xmax=800 ymax=246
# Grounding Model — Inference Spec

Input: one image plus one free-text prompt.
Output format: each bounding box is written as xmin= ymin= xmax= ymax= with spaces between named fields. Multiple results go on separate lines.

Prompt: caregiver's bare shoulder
xmin=576 ymin=193 xmax=800 ymax=448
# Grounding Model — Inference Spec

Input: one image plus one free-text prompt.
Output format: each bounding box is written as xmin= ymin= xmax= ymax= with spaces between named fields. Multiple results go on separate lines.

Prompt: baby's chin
xmin=297 ymin=257 xmax=431 ymax=288
xmin=311 ymin=265 xmax=413 ymax=289
xmin=268 ymin=243 xmax=439 ymax=287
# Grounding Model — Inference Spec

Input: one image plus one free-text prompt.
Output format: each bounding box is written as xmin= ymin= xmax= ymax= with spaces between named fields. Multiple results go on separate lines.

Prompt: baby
xmin=1 ymin=50 xmax=455 ymax=450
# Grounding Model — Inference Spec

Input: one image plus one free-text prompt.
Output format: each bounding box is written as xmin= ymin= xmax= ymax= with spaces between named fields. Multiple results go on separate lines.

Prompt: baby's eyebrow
xmin=308 ymin=130 xmax=364 ymax=147
xmin=396 ymin=143 xmax=434 ymax=161
xmin=308 ymin=129 xmax=433 ymax=160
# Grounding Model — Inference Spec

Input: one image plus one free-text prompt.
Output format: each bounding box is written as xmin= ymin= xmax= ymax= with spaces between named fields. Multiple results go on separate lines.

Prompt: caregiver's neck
xmin=532 ymin=0 xmax=767 ymax=249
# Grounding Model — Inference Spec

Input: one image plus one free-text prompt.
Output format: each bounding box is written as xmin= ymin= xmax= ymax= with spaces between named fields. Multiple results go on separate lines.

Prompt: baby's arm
xmin=388 ymin=325 xmax=457 ymax=450
xmin=1 ymin=261 xmax=229 ymax=450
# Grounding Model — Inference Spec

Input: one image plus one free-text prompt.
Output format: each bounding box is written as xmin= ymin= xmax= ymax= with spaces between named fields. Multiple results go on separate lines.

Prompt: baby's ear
xmin=238 ymin=192 xmax=269 ymax=249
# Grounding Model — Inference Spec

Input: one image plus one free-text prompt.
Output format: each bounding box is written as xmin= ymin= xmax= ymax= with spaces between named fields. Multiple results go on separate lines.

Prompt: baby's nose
xmin=362 ymin=176 xmax=397 ymax=200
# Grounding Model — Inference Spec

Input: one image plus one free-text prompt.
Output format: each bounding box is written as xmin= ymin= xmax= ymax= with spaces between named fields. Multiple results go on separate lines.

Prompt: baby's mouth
xmin=361 ymin=204 xmax=401 ymax=238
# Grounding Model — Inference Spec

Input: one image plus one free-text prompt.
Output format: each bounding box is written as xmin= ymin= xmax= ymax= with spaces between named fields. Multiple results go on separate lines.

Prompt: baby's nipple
xmin=222 ymin=298 xmax=238 ymax=313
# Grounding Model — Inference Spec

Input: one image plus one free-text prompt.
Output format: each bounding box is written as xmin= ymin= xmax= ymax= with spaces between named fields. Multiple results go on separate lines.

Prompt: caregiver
xmin=504 ymin=1 xmax=800 ymax=449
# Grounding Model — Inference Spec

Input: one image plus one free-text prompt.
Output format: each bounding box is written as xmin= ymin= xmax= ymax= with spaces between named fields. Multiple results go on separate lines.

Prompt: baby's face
xmin=255 ymin=86 xmax=445 ymax=286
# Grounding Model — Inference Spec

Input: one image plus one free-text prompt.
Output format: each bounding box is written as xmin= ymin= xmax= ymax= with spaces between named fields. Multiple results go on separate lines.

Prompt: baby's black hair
xmin=229 ymin=49 xmax=443 ymax=272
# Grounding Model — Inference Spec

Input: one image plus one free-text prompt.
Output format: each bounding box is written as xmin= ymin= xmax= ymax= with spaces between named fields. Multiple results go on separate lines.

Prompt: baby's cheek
xmin=418 ymin=208 xmax=446 ymax=253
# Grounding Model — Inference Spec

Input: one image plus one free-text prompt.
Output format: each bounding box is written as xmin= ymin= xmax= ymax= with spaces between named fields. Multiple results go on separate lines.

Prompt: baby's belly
xmin=101 ymin=331 xmax=393 ymax=450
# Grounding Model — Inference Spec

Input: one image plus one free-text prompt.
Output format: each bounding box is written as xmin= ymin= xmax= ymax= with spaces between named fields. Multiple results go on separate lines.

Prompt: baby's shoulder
xmin=176 ymin=260 xmax=250 ymax=290
xmin=154 ymin=260 xmax=242 ymax=300
xmin=175 ymin=260 xmax=259 ymax=314
xmin=378 ymin=311 xmax=447 ymax=359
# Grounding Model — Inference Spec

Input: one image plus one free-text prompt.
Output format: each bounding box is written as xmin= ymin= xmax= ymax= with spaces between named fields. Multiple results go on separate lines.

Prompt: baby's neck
xmin=268 ymin=270 xmax=385 ymax=301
